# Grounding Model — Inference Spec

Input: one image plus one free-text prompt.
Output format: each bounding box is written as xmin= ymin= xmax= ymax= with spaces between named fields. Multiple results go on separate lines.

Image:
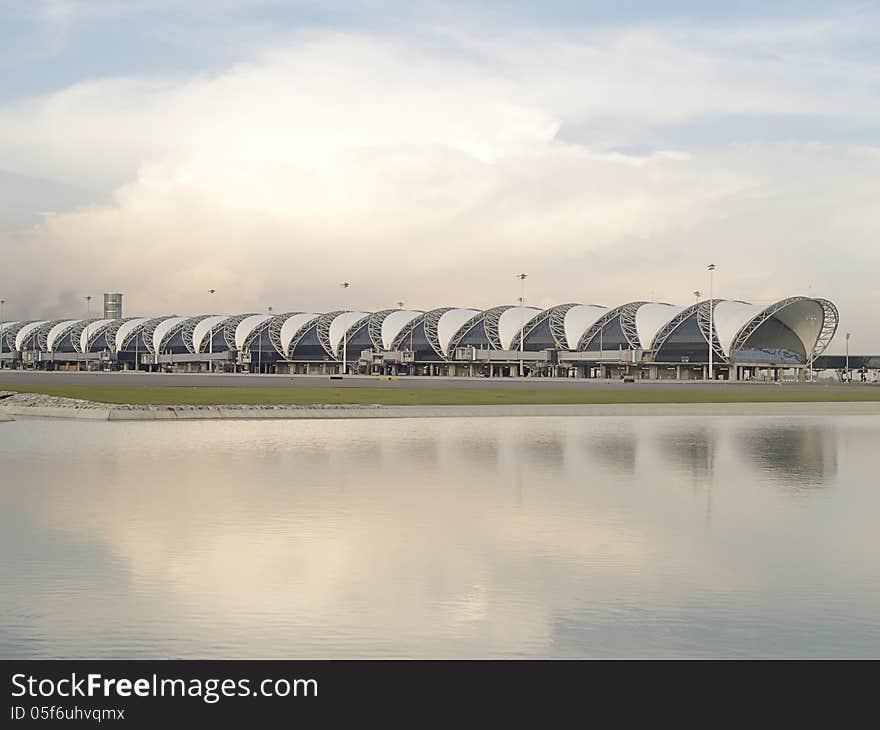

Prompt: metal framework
xmin=577 ymin=301 xmax=647 ymax=351
xmin=81 ymin=318 xmax=123 ymax=352
xmin=548 ymin=302 xmax=578 ymax=349
xmin=284 ymin=313 xmax=328 ymax=359
xmin=242 ymin=312 xmax=299 ymax=352
xmin=339 ymin=314 xmax=372 ymax=358
xmin=422 ymin=308 xmax=455 ymax=359
xmin=481 ymin=306 xmax=514 ymax=350
xmin=44 ymin=320 xmax=81 ymax=352
xmin=69 ymin=319 xmax=105 ymax=353
xmin=179 ymin=315 xmax=211 ymax=353
xmin=35 ymin=320 xmax=67 ymax=352
xmin=390 ymin=312 xmax=426 ymax=351
xmin=729 ymin=296 xmax=838 ymax=359
xmin=813 ymin=298 xmax=839 ymax=357
xmin=118 ymin=317 xmax=163 ymax=352
xmin=367 ymin=310 xmax=397 ymax=350
xmin=153 ymin=318 xmax=190 ymax=355
xmin=96 ymin=318 xmax=138 ymax=353
xmin=446 ymin=310 xmax=490 ymax=355
xmin=509 ymin=307 xmax=560 ymax=351
xmin=649 ymin=300 xmax=726 ymax=363
xmin=316 ymin=311 xmax=345 ymax=358
xmin=222 ymin=314 xmax=258 ymax=352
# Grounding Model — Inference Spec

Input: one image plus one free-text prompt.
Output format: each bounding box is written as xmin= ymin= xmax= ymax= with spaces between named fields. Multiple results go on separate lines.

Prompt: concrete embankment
xmin=2 ymin=391 xmax=880 ymax=421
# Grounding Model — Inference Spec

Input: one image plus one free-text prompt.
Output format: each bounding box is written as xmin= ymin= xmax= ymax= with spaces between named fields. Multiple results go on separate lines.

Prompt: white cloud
xmin=0 ymin=25 xmax=878 ymax=349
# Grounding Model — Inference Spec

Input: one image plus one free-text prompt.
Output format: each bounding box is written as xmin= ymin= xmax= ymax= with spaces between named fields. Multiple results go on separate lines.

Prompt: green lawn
xmin=1 ymin=384 xmax=879 ymax=406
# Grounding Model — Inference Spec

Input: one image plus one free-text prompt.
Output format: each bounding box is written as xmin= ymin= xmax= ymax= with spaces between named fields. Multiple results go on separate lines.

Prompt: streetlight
xmin=0 ymin=299 xmax=5 ymax=367
xmin=516 ymin=273 xmax=527 ymax=377
xmin=340 ymin=282 xmax=350 ymax=375
xmin=693 ymin=290 xmax=702 ymax=305
xmin=208 ymin=289 xmax=216 ymax=374
xmin=845 ymin=332 xmax=851 ymax=382
xmin=84 ymin=295 xmax=92 ymax=371
xmin=707 ymin=265 xmax=715 ymax=380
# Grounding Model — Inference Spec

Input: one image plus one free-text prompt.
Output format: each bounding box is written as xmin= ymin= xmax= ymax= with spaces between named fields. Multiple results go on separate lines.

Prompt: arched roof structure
xmin=9 ymin=295 xmax=840 ymax=366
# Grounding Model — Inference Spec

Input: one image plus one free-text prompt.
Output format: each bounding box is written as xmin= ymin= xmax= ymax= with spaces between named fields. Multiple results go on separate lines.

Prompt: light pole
xmin=707 ymin=265 xmax=715 ymax=380
xmin=208 ymin=289 xmax=216 ymax=374
xmin=516 ymin=273 xmax=527 ymax=376
xmin=340 ymin=282 xmax=350 ymax=375
xmin=845 ymin=332 xmax=851 ymax=382
xmin=84 ymin=295 xmax=92 ymax=371
xmin=0 ymin=299 xmax=5 ymax=367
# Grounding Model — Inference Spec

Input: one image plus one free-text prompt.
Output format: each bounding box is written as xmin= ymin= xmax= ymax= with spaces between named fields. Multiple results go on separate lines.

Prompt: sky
xmin=0 ymin=1 xmax=878 ymax=351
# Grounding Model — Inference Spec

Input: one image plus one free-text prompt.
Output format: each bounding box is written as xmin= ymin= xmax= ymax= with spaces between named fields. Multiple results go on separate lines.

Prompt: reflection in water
xmin=737 ymin=425 xmax=838 ymax=489
xmin=0 ymin=415 xmax=877 ymax=659
xmin=657 ymin=426 xmax=717 ymax=481
xmin=584 ymin=427 xmax=638 ymax=476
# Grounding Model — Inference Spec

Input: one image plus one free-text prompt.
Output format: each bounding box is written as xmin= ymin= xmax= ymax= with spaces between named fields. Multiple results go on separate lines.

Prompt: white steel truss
xmin=283 ymin=313 xmax=327 ymax=359
xmin=222 ymin=314 xmax=258 ymax=352
xmin=509 ymin=308 xmax=554 ymax=351
xmin=445 ymin=309 xmax=491 ymax=354
xmin=242 ymin=312 xmax=299 ymax=352
xmin=44 ymin=320 xmax=81 ymax=351
xmin=180 ymin=315 xmax=212 ymax=353
xmin=649 ymin=300 xmax=726 ymax=363
xmin=119 ymin=317 xmax=163 ymax=352
xmin=390 ymin=312 xmax=427 ymax=351
xmin=35 ymin=320 xmax=67 ymax=351
xmin=97 ymin=318 xmax=138 ymax=353
xmin=730 ymin=296 xmax=839 ymax=359
xmin=316 ymin=311 xmax=346 ymax=358
xmin=367 ymin=310 xmax=397 ymax=350
xmin=548 ymin=302 xmax=578 ymax=349
xmin=80 ymin=318 xmax=122 ymax=353
xmin=482 ymin=306 xmax=514 ymax=350
xmin=577 ymin=301 xmax=647 ymax=351
xmin=813 ymin=298 xmax=839 ymax=357
xmin=422 ymin=308 xmax=455 ymax=359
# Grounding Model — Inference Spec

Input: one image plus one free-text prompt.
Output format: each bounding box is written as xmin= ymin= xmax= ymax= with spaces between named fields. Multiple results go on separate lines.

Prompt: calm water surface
xmin=1 ymin=415 xmax=879 ymax=658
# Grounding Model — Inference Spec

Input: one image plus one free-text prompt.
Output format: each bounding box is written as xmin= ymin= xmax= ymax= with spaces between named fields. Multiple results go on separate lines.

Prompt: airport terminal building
xmin=0 ymin=295 xmax=843 ymax=381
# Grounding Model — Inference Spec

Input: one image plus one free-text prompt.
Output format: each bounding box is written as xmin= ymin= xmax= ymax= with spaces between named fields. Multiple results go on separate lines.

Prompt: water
xmin=1 ymin=415 xmax=879 ymax=658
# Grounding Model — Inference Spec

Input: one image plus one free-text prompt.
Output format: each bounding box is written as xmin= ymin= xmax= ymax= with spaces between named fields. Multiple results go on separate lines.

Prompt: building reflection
xmin=736 ymin=425 xmax=837 ymax=489
xmin=583 ymin=430 xmax=638 ymax=476
xmin=656 ymin=426 xmax=717 ymax=481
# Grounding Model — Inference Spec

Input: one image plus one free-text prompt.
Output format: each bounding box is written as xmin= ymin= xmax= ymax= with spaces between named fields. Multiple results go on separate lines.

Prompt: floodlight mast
xmin=340 ymin=282 xmax=350 ymax=375
xmin=707 ymin=266 xmax=715 ymax=380
xmin=208 ymin=289 xmax=216 ymax=373
xmin=516 ymin=273 xmax=527 ymax=376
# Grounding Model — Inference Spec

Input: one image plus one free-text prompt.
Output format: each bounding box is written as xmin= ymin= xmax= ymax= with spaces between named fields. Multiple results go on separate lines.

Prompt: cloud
xmin=0 ymin=23 xmax=878 ymax=349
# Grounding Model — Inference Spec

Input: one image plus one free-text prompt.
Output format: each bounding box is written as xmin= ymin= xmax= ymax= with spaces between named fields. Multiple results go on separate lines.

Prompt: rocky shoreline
xmin=2 ymin=390 xmax=880 ymax=422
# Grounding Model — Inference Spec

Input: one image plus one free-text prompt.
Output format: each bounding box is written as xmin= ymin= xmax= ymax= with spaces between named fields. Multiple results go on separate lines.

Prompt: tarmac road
xmin=0 ymin=369 xmax=873 ymax=392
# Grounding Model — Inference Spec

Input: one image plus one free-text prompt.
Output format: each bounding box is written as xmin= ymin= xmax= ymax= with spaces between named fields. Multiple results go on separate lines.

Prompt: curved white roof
xmin=15 ymin=321 xmax=48 ymax=350
xmin=563 ymin=305 xmax=608 ymax=349
xmin=381 ymin=310 xmax=423 ymax=350
xmin=497 ymin=306 xmax=541 ymax=350
xmin=192 ymin=315 xmax=231 ymax=353
xmin=45 ymin=320 xmax=80 ymax=351
xmin=438 ymin=308 xmax=480 ymax=356
xmin=329 ymin=311 xmax=369 ymax=356
xmin=80 ymin=319 xmax=114 ymax=352
xmin=114 ymin=318 xmax=150 ymax=351
xmin=636 ymin=303 xmax=685 ymax=350
xmin=234 ymin=314 xmax=274 ymax=350
xmin=713 ymin=301 xmax=765 ymax=357
xmin=771 ymin=299 xmax=824 ymax=355
xmin=279 ymin=313 xmax=320 ymax=357
xmin=152 ymin=317 xmax=189 ymax=353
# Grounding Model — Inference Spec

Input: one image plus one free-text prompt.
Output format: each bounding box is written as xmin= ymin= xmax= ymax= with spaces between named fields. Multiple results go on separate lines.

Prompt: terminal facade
xmin=0 ymin=296 xmax=851 ymax=381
